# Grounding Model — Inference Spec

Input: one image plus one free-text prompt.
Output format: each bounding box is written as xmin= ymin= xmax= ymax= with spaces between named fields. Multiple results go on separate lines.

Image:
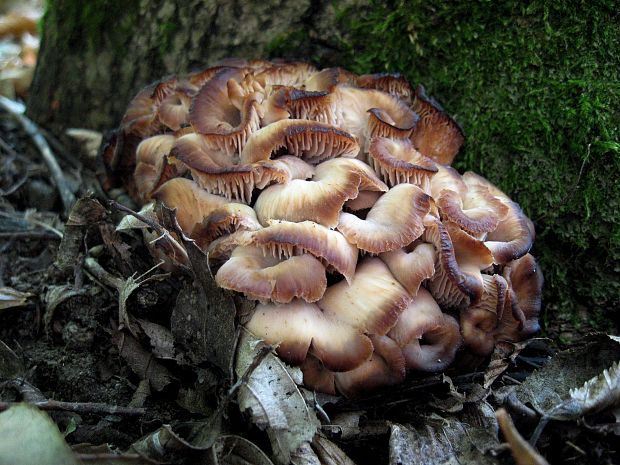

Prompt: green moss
xmin=333 ymin=0 xmax=619 ymax=328
xmin=158 ymin=20 xmax=180 ymax=56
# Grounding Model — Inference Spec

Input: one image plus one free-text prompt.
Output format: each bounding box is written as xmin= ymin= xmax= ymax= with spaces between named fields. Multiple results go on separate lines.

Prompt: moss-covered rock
xmin=330 ymin=0 xmax=619 ymax=331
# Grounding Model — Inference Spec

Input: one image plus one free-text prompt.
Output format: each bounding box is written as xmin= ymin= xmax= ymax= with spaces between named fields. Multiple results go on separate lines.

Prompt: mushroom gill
xmin=113 ymin=59 xmax=542 ymax=398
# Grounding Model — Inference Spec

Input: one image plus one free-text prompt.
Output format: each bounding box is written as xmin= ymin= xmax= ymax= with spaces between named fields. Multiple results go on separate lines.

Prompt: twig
xmin=77 ymin=453 xmax=142 ymax=462
xmin=0 ymin=96 xmax=76 ymax=214
xmin=0 ymin=231 xmax=61 ymax=240
xmin=0 ymin=400 xmax=145 ymax=416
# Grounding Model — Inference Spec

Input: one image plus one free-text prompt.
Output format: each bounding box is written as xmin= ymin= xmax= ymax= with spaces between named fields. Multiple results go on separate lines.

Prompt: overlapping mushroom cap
xmin=110 ymin=59 xmax=543 ymax=398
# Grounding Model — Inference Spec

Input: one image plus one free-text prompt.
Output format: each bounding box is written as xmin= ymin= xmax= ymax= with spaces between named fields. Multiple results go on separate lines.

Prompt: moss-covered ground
xmin=324 ymin=0 xmax=619 ymax=334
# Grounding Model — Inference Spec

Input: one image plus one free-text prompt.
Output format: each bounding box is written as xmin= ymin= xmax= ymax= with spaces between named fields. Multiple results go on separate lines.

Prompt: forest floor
xmin=0 ymin=102 xmax=619 ymax=465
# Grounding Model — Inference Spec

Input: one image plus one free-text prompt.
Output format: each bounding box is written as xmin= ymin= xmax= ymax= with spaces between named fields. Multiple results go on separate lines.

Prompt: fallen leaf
xmin=43 ymin=284 xmax=87 ymax=330
xmin=112 ymin=330 xmax=175 ymax=392
xmin=291 ymin=441 xmax=321 ymax=465
xmin=0 ymin=286 xmax=33 ymax=311
xmin=311 ymin=435 xmax=356 ymax=465
xmin=496 ymin=408 xmax=549 ymax=465
xmin=515 ymin=333 xmax=620 ymax=415
xmin=483 ymin=339 xmax=538 ymax=389
xmin=236 ymin=332 xmax=320 ymax=465
xmin=547 ymin=360 xmax=620 ymax=421
xmin=161 ymin=204 xmax=238 ymax=378
xmin=136 ymin=318 xmax=175 ymax=359
xmin=388 ymin=402 xmax=501 ymax=465
xmin=209 ymin=435 xmax=275 ymax=465
xmin=0 ymin=403 xmax=80 ymax=465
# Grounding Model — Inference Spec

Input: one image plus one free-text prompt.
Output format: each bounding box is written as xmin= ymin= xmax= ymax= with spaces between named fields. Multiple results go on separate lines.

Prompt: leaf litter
xmin=0 ymin=92 xmax=619 ymax=464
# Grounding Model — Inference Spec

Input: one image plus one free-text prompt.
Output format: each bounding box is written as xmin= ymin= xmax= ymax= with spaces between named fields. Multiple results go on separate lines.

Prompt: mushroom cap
xmin=411 ymin=84 xmax=464 ymax=165
xmin=496 ymin=253 xmax=543 ymax=342
xmin=368 ymin=137 xmax=438 ymax=191
xmin=172 ymin=131 xmax=314 ymax=202
xmin=334 ymin=334 xmax=406 ymax=397
xmin=333 ymin=86 xmax=417 ymax=151
xmin=152 ymin=177 xmax=229 ymax=235
xmin=337 ymin=183 xmax=431 ymax=254
xmin=424 ymin=217 xmax=494 ymax=309
xmin=484 ymin=199 xmax=534 ymax=264
xmin=344 ymin=190 xmax=383 ymax=212
xmin=379 ymin=242 xmax=436 ymax=296
xmin=460 ymin=274 xmax=508 ymax=356
xmin=300 ymin=355 xmax=336 ymax=395
xmin=263 ymin=87 xmax=336 ymax=125
xmin=121 ymin=78 xmax=177 ymax=137
xmin=252 ymin=62 xmax=318 ymax=88
xmin=245 ymin=300 xmax=373 ymax=372
xmin=239 ymin=119 xmax=359 ymax=164
xmin=318 ymin=257 xmax=411 ymax=335
xmin=437 ymin=184 xmax=509 ymax=237
xmin=247 ymin=220 xmax=359 ymax=283
xmin=189 ymin=68 xmax=262 ymax=155
xmin=459 ymin=171 xmax=534 ymax=262
xmin=157 ymin=91 xmax=192 ymax=131
xmin=253 ymin=157 xmax=387 ymax=228
xmin=215 ymin=245 xmax=327 ymax=303
xmin=356 ymin=72 xmax=414 ymax=103
xmin=388 ymin=287 xmax=462 ymax=372
xmin=192 ymin=202 xmax=262 ymax=248
xmin=134 ymin=134 xmax=179 ymax=201
xmin=429 ymin=164 xmax=467 ymax=200
xmin=304 ymin=67 xmax=357 ymax=92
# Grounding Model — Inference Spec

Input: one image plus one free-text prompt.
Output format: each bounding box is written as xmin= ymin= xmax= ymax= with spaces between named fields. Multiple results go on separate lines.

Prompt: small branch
xmin=77 ymin=453 xmax=142 ymax=462
xmin=0 ymin=231 xmax=62 ymax=240
xmin=0 ymin=96 xmax=76 ymax=214
xmin=0 ymin=400 xmax=145 ymax=416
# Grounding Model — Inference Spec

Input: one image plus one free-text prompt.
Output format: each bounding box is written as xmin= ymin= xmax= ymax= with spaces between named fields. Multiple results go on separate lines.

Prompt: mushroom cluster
xmin=105 ymin=59 xmax=543 ymax=397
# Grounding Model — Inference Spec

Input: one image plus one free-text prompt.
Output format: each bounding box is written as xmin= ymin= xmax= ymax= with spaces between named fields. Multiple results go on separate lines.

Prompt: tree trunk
xmin=27 ymin=0 xmax=354 ymax=131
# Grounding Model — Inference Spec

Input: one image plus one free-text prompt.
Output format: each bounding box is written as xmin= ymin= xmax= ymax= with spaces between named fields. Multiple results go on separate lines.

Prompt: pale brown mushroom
xmin=245 ymin=300 xmax=373 ymax=371
xmin=171 ymin=132 xmax=314 ymax=202
xmin=247 ymin=220 xmax=359 ymax=283
xmin=318 ymin=257 xmax=411 ymax=335
xmin=304 ymin=67 xmax=357 ymax=92
xmin=337 ymin=184 xmax=431 ymax=254
xmin=253 ymin=157 xmax=387 ymax=228
xmin=134 ymin=134 xmax=184 ymax=202
xmin=388 ymin=287 xmax=462 ymax=372
xmin=261 ymin=87 xmax=336 ymax=125
xmin=460 ymin=274 xmax=508 ymax=356
xmin=334 ymin=334 xmax=406 ymax=397
xmin=411 ymin=84 xmax=464 ymax=165
xmin=239 ymin=119 xmax=359 ymax=164
xmin=368 ymin=137 xmax=438 ymax=191
xmin=424 ymin=217 xmax=494 ymax=309
xmin=379 ymin=242 xmax=436 ymax=296
xmin=496 ymin=253 xmax=544 ymax=342
xmin=189 ymin=67 xmax=262 ymax=156
xmin=215 ymin=245 xmax=327 ymax=303
xmin=152 ymin=177 xmax=229 ymax=235
xmin=356 ymin=72 xmax=414 ymax=103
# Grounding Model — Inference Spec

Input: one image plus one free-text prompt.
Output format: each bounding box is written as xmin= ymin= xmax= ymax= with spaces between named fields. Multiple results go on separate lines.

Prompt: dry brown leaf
xmin=0 ymin=286 xmax=32 ymax=311
xmin=496 ymin=408 xmax=549 ymax=465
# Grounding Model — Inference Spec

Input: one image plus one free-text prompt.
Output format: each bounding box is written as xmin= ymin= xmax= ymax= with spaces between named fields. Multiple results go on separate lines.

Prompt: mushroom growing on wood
xmin=112 ymin=59 xmax=542 ymax=398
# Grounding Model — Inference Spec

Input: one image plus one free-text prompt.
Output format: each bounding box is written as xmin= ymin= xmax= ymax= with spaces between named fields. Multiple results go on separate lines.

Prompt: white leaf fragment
xmin=235 ymin=332 xmax=320 ymax=465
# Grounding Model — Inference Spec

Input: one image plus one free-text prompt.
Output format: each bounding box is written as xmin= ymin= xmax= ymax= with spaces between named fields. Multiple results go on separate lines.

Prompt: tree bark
xmin=27 ymin=0 xmax=354 ymax=131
